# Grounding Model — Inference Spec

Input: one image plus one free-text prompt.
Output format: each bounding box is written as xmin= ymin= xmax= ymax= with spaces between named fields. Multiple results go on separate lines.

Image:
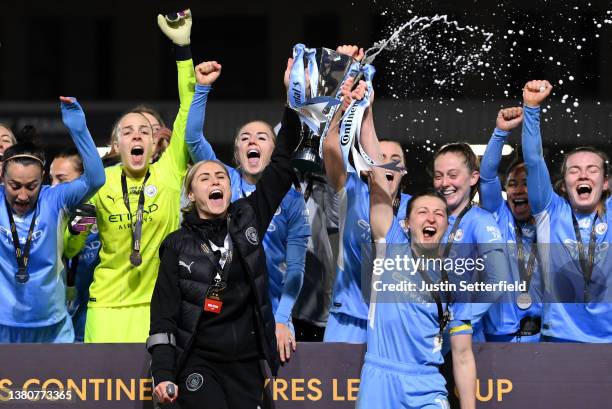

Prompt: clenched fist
xmin=195 ymin=61 xmax=222 ymax=86
xmin=496 ymin=107 xmax=523 ymax=131
xmin=523 ymin=80 xmax=552 ymax=108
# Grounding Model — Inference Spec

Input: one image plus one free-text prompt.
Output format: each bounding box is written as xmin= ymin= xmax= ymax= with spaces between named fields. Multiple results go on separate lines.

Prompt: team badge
xmin=246 ymin=226 xmax=259 ymax=245
xmin=453 ymin=229 xmax=463 ymax=242
xmin=596 ymin=222 xmax=607 ymax=235
xmin=91 ymin=224 xmax=99 ymax=234
xmin=144 ymin=184 xmax=157 ymax=198
xmin=185 ymin=373 xmax=204 ymax=391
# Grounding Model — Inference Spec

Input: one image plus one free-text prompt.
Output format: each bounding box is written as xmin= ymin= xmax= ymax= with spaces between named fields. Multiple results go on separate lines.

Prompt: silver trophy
xmin=289 ymin=46 xmax=357 ymax=173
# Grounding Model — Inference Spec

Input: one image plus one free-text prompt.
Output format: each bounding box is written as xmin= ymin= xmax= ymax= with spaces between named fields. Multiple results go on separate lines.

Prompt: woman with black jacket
xmin=147 ymin=86 xmax=301 ymax=406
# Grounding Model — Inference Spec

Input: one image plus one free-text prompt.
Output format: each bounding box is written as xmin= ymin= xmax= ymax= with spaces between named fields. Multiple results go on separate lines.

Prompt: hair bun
xmin=18 ymin=125 xmax=40 ymax=145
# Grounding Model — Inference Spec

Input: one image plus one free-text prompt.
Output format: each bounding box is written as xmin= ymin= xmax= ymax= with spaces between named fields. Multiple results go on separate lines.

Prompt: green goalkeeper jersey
xmin=88 ymin=59 xmax=195 ymax=308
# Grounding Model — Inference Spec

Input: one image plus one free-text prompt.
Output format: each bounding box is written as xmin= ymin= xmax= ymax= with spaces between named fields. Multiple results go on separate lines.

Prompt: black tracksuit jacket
xmin=149 ymin=107 xmax=301 ymax=383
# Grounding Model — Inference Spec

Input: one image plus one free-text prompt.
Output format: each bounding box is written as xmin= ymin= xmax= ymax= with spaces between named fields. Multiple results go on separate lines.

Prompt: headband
xmin=4 ymin=154 xmax=45 ymax=166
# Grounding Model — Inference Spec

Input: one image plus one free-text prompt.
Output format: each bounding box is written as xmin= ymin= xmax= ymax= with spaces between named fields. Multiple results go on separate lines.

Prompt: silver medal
xmin=516 ymin=292 xmax=532 ymax=310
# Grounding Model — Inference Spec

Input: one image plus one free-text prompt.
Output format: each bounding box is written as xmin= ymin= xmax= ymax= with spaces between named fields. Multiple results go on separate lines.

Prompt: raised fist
xmin=336 ymin=44 xmax=365 ymax=61
xmin=496 ymin=107 xmax=523 ymax=131
xmin=195 ymin=61 xmax=222 ymax=86
xmin=522 ymin=80 xmax=552 ymax=108
xmin=157 ymin=9 xmax=192 ymax=46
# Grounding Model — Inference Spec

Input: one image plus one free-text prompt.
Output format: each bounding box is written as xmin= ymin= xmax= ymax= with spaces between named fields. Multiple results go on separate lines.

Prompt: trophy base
xmin=292 ymin=150 xmax=323 ymax=173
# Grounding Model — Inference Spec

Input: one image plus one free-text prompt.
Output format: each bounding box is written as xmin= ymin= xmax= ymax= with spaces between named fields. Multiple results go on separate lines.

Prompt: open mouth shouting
xmin=422 ymin=225 xmax=437 ymax=240
xmin=130 ymin=145 xmax=145 ymax=165
xmin=208 ymin=188 xmax=225 ymax=208
xmin=576 ymin=183 xmax=593 ymax=200
xmin=247 ymin=149 xmax=261 ymax=168
xmin=512 ymin=197 xmax=529 ymax=211
xmin=385 ymin=172 xmax=394 ymax=182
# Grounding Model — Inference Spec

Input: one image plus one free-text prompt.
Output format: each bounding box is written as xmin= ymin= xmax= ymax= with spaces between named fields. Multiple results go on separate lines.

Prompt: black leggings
xmin=177 ymin=357 xmax=264 ymax=409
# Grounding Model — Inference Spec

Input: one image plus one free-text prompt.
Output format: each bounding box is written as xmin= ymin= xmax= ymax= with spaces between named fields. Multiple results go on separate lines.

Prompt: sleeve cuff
xmin=195 ymin=84 xmax=212 ymax=92
xmin=174 ymin=44 xmax=192 ymax=61
xmin=493 ymin=128 xmax=511 ymax=138
xmin=152 ymin=370 xmax=175 ymax=386
xmin=523 ymin=104 xmax=541 ymax=112
xmin=275 ymin=312 xmax=291 ymax=324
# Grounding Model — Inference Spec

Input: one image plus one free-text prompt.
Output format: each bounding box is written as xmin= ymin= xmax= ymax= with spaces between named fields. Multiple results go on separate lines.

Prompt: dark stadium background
xmin=1 ymin=0 xmax=611 ymax=192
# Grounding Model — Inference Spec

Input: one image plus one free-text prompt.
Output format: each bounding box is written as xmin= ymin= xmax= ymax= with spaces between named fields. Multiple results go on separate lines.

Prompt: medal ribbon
xmin=120 ymin=170 xmax=150 ymax=266
xmin=571 ymin=212 xmax=601 ymax=302
xmin=413 ymin=247 xmax=451 ymax=342
xmin=5 ymin=200 xmax=37 ymax=283
xmin=513 ymin=220 xmax=537 ymax=291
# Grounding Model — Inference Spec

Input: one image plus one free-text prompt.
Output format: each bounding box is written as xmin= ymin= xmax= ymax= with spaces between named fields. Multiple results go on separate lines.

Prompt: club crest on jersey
xmin=91 ymin=224 xmax=99 ymax=234
xmin=144 ymin=184 xmax=157 ymax=198
xmin=596 ymin=222 xmax=607 ymax=235
xmin=246 ymin=226 xmax=259 ymax=245
xmin=453 ymin=229 xmax=464 ymax=242
xmin=185 ymin=373 xmax=204 ymax=391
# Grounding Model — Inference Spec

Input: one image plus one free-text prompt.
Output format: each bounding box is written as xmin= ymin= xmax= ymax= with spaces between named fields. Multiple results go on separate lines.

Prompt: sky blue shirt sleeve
xmin=450 ymin=300 xmax=473 ymax=336
xmin=274 ymin=195 xmax=311 ymax=323
xmin=55 ymin=99 xmax=105 ymax=210
xmin=472 ymin=214 xmax=510 ymax=319
xmin=521 ymin=105 xmax=553 ymax=214
xmin=185 ymin=84 xmax=218 ymax=163
xmin=480 ymin=128 xmax=510 ymax=215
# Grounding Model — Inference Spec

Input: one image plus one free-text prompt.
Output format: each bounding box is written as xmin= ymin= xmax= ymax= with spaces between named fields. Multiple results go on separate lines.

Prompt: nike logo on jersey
xmin=179 ymin=260 xmax=195 ymax=274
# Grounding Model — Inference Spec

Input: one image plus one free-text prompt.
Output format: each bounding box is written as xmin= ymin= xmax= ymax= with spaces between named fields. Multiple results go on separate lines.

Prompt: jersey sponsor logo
xmin=357 ymin=218 xmax=371 ymax=240
xmin=246 ymin=226 xmax=259 ymax=245
xmin=562 ymin=239 xmax=609 ymax=263
xmin=486 ymin=225 xmax=502 ymax=241
xmin=0 ymin=226 xmax=44 ymax=245
xmin=185 ymin=373 xmax=204 ymax=391
xmin=179 ymin=260 xmax=194 ymax=274
xmin=144 ymin=184 xmax=157 ymax=198
xmin=108 ymin=204 xmax=159 ymax=223
xmin=83 ymin=240 xmax=102 ymax=251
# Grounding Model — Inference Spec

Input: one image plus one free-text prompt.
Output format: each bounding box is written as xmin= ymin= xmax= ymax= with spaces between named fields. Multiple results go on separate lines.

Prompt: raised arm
xmin=185 ymin=61 xmax=222 ymax=163
xmin=521 ymin=80 xmax=554 ymax=214
xmin=156 ymin=11 xmax=196 ymax=177
xmin=322 ymin=45 xmax=367 ymax=192
xmin=367 ymin=165 xmax=394 ymax=241
xmin=480 ymin=107 xmax=523 ymax=214
xmin=323 ymin=77 xmax=368 ymax=191
xmin=57 ymin=97 xmax=105 ymax=209
xmin=247 ymin=107 xmax=302 ymax=235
